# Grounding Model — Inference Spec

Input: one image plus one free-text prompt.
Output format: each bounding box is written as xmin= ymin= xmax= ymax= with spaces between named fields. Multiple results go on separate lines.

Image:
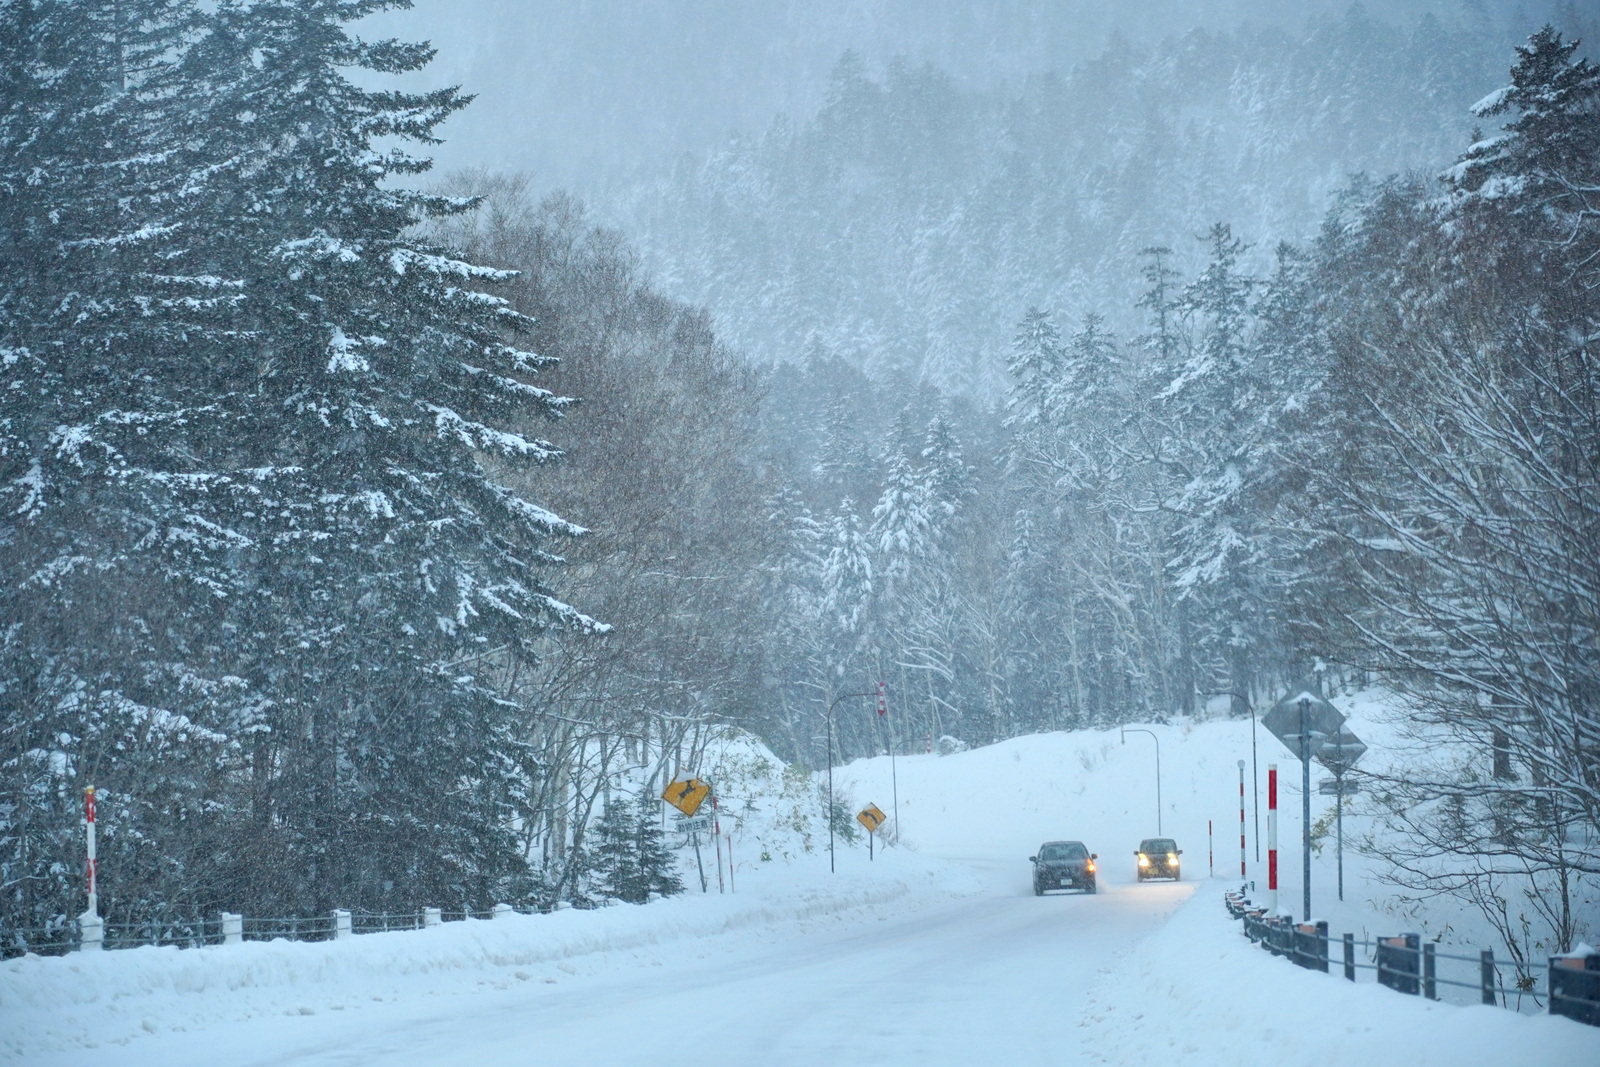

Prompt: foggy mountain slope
xmin=610 ymin=6 xmax=1593 ymax=393
xmin=358 ymin=0 xmax=1559 ymax=193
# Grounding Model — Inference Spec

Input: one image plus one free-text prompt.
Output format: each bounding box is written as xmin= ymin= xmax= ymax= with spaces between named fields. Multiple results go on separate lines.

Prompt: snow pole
xmin=84 ymin=785 xmax=98 ymax=917
xmin=712 ymin=795 xmax=724 ymax=894
xmin=879 ymin=681 xmax=899 ymax=836
xmin=1237 ymin=759 xmax=1247 ymax=887
xmin=1267 ymin=763 xmax=1279 ymax=915
xmin=80 ymin=785 xmax=103 ymax=951
xmin=1208 ymin=819 xmax=1213 ymax=877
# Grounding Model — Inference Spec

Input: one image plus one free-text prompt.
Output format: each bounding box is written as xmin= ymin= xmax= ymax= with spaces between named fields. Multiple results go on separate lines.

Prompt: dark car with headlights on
xmin=1030 ymin=840 xmax=1097 ymax=895
xmin=1135 ymin=837 xmax=1182 ymax=881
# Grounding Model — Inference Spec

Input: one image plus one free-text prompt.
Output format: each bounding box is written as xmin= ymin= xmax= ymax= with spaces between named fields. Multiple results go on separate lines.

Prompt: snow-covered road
xmin=9 ymin=719 xmax=1598 ymax=1066
xmin=48 ymin=852 xmax=1189 ymax=1067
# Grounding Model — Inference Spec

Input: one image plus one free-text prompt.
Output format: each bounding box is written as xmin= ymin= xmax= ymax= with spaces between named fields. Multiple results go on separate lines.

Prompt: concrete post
xmin=221 ymin=912 xmax=243 ymax=946
xmin=333 ymin=909 xmax=352 ymax=940
xmin=423 ymin=907 xmax=442 ymax=928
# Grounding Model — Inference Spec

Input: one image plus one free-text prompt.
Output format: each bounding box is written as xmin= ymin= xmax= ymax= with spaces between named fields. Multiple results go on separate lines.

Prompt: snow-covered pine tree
xmin=6 ymin=0 xmax=594 ymax=919
xmin=813 ymin=397 xmax=876 ymax=507
xmin=870 ymin=436 xmax=932 ymax=605
xmin=171 ymin=0 xmax=593 ymax=914
xmin=821 ymin=499 xmax=874 ymax=673
xmin=588 ymin=798 xmax=638 ymax=903
xmin=1162 ymin=224 xmax=1265 ymax=715
xmin=0 ymin=0 xmax=254 ymax=935
xmin=919 ymin=407 xmax=971 ymax=525
xmin=1004 ymin=308 xmax=1064 ymax=431
xmin=633 ymin=793 xmax=683 ymax=900
xmin=589 ymin=794 xmax=682 ymax=904
xmin=1450 ymin=24 xmax=1600 ymax=295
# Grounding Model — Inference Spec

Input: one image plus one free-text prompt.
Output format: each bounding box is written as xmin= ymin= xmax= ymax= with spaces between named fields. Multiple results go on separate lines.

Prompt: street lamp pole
xmin=1120 ymin=727 xmax=1162 ymax=834
xmin=826 ymin=690 xmax=876 ymax=873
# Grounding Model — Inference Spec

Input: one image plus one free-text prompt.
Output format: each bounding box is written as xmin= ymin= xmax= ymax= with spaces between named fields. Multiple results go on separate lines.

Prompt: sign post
xmin=1316 ymin=727 xmax=1367 ymax=902
xmin=1263 ymin=688 xmax=1346 ymax=922
xmin=663 ymin=778 xmax=713 ymax=892
xmin=857 ymin=804 xmax=887 ymax=862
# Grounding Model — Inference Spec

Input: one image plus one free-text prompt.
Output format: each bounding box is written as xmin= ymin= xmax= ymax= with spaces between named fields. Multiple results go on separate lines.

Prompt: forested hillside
xmin=619 ymin=7 xmax=1595 ymax=393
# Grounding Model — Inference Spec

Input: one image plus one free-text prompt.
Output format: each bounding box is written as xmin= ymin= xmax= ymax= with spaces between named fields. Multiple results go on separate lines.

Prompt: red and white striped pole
xmin=81 ymin=784 xmax=104 ymax=950
xmin=1267 ymin=763 xmax=1279 ymax=915
xmin=84 ymin=785 xmax=98 ymax=916
xmin=1237 ymin=759 xmax=1247 ymax=886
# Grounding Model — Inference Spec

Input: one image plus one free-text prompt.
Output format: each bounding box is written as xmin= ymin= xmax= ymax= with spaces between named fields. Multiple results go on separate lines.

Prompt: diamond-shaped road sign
xmin=1315 ymin=726 xmax=1368 ymax=776
xmin=1262 ymin=690 xmax=1346 ymax=761
xmin=662 ymin=778 xmax=711 ymax=817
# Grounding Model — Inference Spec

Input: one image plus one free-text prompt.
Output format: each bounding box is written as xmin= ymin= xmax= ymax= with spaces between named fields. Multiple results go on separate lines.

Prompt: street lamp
xmin=1207 ymin=689 xmax=1260 ymax=862
xmin=1120 ymin=726 xmax=1162 ymax=834
xmin=825 ymin=690 xmax=876 ymax=873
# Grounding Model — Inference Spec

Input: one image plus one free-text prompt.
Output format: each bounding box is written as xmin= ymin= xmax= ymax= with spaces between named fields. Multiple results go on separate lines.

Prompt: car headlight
xmin=1138 ymin=854 xmax=1150 ymax=866
xmin=1168 ymin=853 xmax=1178 ymax=863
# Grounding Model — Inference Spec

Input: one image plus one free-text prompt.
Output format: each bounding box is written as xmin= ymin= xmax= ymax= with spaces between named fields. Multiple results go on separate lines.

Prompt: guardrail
xmin=2 ymin=905 xmax=518 ymax=960
xmin=1223 ymin=890 xmax=1599 ymax=1026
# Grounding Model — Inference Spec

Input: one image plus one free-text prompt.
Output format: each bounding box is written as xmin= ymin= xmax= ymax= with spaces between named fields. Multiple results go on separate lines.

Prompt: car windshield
xmin=1039 ymin=843 xmax=1087 ymax=861
xmin=1140 ymin=839 xmax=1177 ymax=854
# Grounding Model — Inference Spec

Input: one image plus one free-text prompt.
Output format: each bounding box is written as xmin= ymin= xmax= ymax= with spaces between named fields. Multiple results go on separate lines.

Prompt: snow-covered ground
xmin=4 ymin=703 xmax=1597 ymax=1065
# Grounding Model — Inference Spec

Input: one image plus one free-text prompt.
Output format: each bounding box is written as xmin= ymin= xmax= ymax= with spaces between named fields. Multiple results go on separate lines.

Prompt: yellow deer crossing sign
xmin=856 ymin=803 xmax=887 ymax=834
xmin=661 ymin=778 xmax=711 ymax=817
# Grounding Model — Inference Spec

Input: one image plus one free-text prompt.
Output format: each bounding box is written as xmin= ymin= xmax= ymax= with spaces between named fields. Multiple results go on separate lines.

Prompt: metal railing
xmin=1 ymin=903 xmax=538 ymax=960
xmin=1224 ymin=890 xmax=1597 ymax=1025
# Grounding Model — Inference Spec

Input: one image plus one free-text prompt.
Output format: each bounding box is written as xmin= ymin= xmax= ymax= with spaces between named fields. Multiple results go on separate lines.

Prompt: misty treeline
xmin=621 ymin=4 xmax=1597 ymax=394
xmin=0 ymin=0 xmax=1595 ymax=958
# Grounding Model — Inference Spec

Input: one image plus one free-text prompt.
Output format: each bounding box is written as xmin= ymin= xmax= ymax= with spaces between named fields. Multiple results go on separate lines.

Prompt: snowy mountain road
xmin=61 ymin=856 xmax=1192 ymax=1067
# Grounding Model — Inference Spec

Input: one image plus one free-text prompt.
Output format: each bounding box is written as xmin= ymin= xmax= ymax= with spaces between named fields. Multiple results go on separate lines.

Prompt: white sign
xmin=675 ymin=815 xmax=711 ymax=834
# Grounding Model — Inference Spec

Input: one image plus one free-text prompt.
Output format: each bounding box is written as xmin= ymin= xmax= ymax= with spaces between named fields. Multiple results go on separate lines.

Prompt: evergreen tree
xmin=1450 ymin=25 xmax=1600 ymax=293
xmin=590 ymin=794 xmax=681 ymax=904
xmin=1004 ymin=308 xmax=1064 ymax=430
xmin=589 ymin=799 xmax=638 ymax=903
xmin=0 ymin=0 xmax=247 ymax=933
xmin=171 ymin=0 xmax=588 ymax=914
xmin=634 ymin=793 xmax=683 ymax=900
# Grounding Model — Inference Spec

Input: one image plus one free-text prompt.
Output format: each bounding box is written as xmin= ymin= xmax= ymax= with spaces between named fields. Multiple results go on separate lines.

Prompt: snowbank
xmin=0 ymin=868 xmax=924 ymax=1061
xmin=1080 ymin=879 xmax=1600 ymax=1067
